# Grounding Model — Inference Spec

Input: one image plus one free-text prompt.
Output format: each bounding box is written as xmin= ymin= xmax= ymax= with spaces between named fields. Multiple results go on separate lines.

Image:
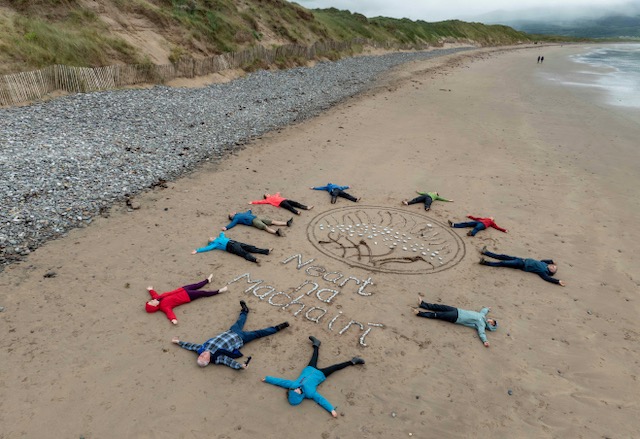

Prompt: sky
xmin=295 ymin=0 xmax=632 ymax=22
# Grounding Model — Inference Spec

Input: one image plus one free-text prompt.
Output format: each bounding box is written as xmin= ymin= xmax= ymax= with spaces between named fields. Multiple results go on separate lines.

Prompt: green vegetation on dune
xmin=0 ymin=0 xmax=575 ymax=75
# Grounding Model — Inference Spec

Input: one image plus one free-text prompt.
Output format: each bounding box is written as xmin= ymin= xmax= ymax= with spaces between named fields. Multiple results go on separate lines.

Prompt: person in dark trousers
xmin=479 ymin=246 xmax=565 ymax=286
xmin=448 ymin=215 xmax=508 ymax=236
xmin=309 ymin=183 xmax=360 ymax=204
xmin=402 ymin=190 xmax=453 ymax=211
xmin=191 ymin=231 xmax=272 ymax=264
xmin=262 ymin=336 xmax=365 ymax=417
xmin=145 ymin=274 xmax=228 ymax=324
xmin=249 ymin=192 xmax=313 ymax=215
xmin=414 ymin=296 xmax=498 ymax=347
xmin=172 ymin=300 xmax=289 ymax=369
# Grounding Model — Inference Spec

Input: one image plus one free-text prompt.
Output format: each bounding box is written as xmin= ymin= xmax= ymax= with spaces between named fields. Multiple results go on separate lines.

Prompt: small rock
xmin=587 ymin=310 xmax=592 ymax=315
xmin=507 ymin=389 xmax=513 ymax=396
xmin=0 ymin=306 xmax=5 ymax=312
xmin=129 ymin=201 xmax=141 ymax=210
xmin=43 ymin=271 xmax=57 ymax=278
xmin=391 ymin=412 xmax=397 ymax=418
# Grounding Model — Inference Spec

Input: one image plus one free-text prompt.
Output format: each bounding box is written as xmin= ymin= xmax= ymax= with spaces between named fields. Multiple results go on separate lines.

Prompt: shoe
xmin=309 ymin=336 xmax=321 ymax=347
xmin=448 ymin=220 xmax=454 ymax=227
xmin=480 ymin=245 xmax=487 ymax=255
xmin=207 ymin=273 xmax=213 ymax=283
xmin=351 ymin=357 xmax=365 ymax=365
xmin=424 ymin=207 xmax=430 ymax=211
xmin=287 ymin=218 xmax=293 ymax=227
xmin=467 ymin=231 xmax=473 ymax=236
xmin=276 ymin=228 xmax=283 ymax=237
xmin=479 ymin=257 xmax=486 ymax=265
xmin=331 ymin=197 xmax=337 ymax=204
xmin=402 ymin=200 xmax=408 ymax=205
xmin=275 ymin=322 xmax=289 ymax=331
xmin=355 ymin=197 xmax=361 ymax=202
xmin=240 ymin=300 xmax=249 ymax=313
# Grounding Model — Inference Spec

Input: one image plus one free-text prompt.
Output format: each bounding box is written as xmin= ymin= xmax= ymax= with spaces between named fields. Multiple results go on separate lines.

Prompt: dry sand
xmin=1 ymin=45 xmax=639 ymax=438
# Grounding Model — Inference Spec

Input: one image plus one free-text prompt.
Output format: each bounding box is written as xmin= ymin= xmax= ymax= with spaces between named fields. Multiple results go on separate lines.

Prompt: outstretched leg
xmin=336 ymin=190 xmax=359 ymax=203
xmin=186 ymin=286 xmax=227 ymax=301
xmin=279 ymin=200 xmax=300 ymax=215
xmin=318 ymin=357 xmax=365 ymax=378
xmin=229 ymin=302 xmax=249 ymax=333
xmin=226 ymin=241 xmax=258 ymax=263
xmin=308 ymin=336 xmax=321 ymax=368
xmin=405 ymin=194 xmax=427 ymax=206
xmin=238 ymin=242 xmax=270 ymax=255
xmin=482 ymin=250 xmax=519 ymax=261
xmin=182 ymin=279 xmax=209 ymax=291
xmin=237 ymin=322 xmax=288 ymax=344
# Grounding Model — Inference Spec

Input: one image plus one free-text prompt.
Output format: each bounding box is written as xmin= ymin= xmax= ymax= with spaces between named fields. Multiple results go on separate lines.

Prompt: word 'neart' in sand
xmin=228 ymin=253 xmax=384 ymax=346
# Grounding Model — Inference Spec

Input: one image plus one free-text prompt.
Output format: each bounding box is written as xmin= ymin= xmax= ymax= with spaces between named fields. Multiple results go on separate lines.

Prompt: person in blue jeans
xmin=262 ymin=336 xmax=365 ymax=417
xmin=310 ymin=183 xmax=360 ymax=204
xmin=172 ymin=300 xmax=289 ymax=369
xmin=413 ymin=296 xmax=498 ymax=347
xmin=479 ymin=246 xmax=565 ymax=286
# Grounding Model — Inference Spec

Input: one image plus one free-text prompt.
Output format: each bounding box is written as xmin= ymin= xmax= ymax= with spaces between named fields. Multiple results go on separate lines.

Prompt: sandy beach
xmin=1 ymin=45 xmax=639 ymax=438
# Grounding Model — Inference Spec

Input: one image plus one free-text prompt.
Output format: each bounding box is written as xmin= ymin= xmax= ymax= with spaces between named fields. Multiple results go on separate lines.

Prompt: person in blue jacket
xmin=479 ymin=246 xmax=565 ymax=286
xmin=223 ymin=209 xmax=293 ymax=237
xmin=310 ymin=183 xmax=360 ymax=204
xmin=191 ymin=231 xmax=272 ymax=264
xmin=262 ymin=336 xmax=365 ymax=417
xmin=413 ymin=296 xmax=498 ymax=347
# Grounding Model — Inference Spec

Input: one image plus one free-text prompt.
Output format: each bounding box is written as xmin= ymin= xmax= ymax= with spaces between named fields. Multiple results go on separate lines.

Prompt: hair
xmin=263 ymin=194 xmax=268 ymax=199
xmin=228 ymin=213 xmax=234 ymax=221
xmin=491 ymin=319 xmax=498 ymax=327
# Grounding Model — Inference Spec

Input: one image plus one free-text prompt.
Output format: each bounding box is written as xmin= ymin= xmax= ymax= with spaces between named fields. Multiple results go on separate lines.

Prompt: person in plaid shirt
xmin=172 ymin=300 xmax=289 ymax=369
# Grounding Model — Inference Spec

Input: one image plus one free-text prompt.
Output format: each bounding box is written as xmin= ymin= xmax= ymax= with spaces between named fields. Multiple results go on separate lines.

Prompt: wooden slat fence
xmin=0 ymin=38 xmax=437 ymax=107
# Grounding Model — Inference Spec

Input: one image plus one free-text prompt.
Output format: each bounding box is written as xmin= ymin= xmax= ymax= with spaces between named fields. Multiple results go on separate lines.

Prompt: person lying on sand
xmin=479 ymin=246 xmax=565 ymax=286
xmin=191 ymin=231 xmax=272 ymax=264
xmin=262 ymin=336 xmax=365 ymax=418
xmin=402 ymin=190 xmax=453 ymax=211
xmin=223 ymin=209 xmax=293 ymax=237
xmin=249 ymin=192 xmax=313 ymax=215
xmin=172 ymin=301 xmax=289 ymax=369
xmin=413 ymin=296 xmax=498 ymax=347
xmin=448 ymin=215 xmax=507 ymax=236
xmin=309 ymin=183 xmax=360 ymax=204
xmin=145 ymin=274 xmax=228 ymax=324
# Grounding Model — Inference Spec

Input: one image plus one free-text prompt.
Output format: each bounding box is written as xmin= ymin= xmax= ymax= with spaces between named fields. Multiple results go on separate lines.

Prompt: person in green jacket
xmin=413 ymin=296 xmax=498 ymax=347
xmin=402 ymin=190 xmax=453 ymax=211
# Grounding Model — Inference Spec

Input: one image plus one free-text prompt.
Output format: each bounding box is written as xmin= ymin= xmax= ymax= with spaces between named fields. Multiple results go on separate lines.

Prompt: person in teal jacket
xmin=402 ymin=190 xmax=453 ymax=211
xmin=413 ymin=296 xmax=498 ymax=347
xmin=262 ymin=336 xmax=365 ymax=417
xmin=310 ymin=183 xmax=360 ymax=204
xmin=191 ymin=232 xmax=271 ymax=264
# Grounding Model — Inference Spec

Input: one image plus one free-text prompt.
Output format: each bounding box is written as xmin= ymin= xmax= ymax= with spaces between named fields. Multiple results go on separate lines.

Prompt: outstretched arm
xmin=249 ymin=199 xmax=269 ymax=205
xmin=224 ymin=217 xmax=239 ymax=230
xmin=215 ymin=354 xmax=244 ymax=370
xmin=538 ymin=273 xmax=562 ymax=285
xmin=475 ymin=325 xmax=489 ymax=346
xmin=175 ymin=339 xmax=202 ymax=352
xmin=311 ymin=185 xmax=329 ymax=191
xmin=263 ymin=376 xmax=296 ymax=389
xmin=311 ymin=392 xmax=335 ymax=414
xmin=147 ymin=288 xmax=160 ymax=300
xmin=492 ymin=223 xmax=508 ymax=233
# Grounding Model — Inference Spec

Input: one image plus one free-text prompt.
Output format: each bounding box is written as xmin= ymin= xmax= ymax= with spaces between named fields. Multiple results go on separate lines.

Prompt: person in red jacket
xmin=249 ymin=192 xmax=313 ymax=215
xmin=448 ymin=215 xmax=508 ymax=237
xmin=145 ymin=274 xmax=228 ymax=324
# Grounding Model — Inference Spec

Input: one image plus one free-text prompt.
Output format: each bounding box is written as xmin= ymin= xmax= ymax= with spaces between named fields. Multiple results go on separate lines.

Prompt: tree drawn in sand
xmin=307 ymin=206 xmax=465 ymax=274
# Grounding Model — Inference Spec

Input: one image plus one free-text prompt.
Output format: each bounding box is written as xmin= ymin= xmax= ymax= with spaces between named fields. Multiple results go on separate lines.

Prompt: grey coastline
xmin=0 ymin=47 xmax=473 ymax=270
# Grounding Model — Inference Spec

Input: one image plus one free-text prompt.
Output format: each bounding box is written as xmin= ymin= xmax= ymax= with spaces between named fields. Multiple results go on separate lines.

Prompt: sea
xmin=564 ymin=43 xmax=640 ymax=109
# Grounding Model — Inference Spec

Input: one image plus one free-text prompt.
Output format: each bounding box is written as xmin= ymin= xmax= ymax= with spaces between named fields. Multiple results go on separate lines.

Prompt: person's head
xmin=145 ymin=299 xmax=160 ymax=313
xmin=489 ymin=216 xmax=494 ymax=221
xmin=264 ymin=193 xmax=269 ymax=199
xmin=288 ymin=387 xmax=305 ymax=405
xmin=197 ymin=350 xmax=211 ymax=367
xmin=435 ymin=192 xmax=439 ymax=196
xmin=548 ymin=264 xmax=557 ymax=274
xmin=486 ymin=318 xmax=498 ymax=331
xmin=228 ymin=212 xmax=236 ymax=221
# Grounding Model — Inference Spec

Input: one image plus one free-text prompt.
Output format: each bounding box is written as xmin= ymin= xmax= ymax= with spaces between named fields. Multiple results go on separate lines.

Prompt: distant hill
xmin=0 ymin=0 xmax=543 ymax=75
xmin=470 ymin=1 xmax=640 ymax=38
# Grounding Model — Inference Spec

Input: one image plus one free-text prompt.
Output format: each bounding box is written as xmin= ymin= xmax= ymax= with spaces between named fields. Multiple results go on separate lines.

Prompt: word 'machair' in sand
xmin=173 ymin=301 xmax=289 ymax=369
xmin=262 ymin=336 xmax=365 ymax=417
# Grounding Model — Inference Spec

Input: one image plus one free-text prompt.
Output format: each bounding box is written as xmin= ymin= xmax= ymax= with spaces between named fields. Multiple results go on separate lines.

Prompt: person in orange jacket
xmin=249 ymin=192 xmax=313 ymax=215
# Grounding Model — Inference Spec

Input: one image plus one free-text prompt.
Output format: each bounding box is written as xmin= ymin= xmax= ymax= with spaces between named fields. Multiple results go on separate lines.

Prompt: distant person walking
xmin=249 ymin=192 xmax=313 ymax=215
xmin=541 ymin=56 xmax=544 ymax=63
xmin=448 ymin=215 xmax=508 ymax=237
xmin=479 ymin=246 xmax=565 ymax=286
xmin=310 ymin=183 xmax=360 ymax=204
xmin=537 ymin=56 xmax=541 ymax=63
xmin=402 ymin=190 xmax=453 ymax=211
xmin=414 ymin=296 xmax=498 ymax=347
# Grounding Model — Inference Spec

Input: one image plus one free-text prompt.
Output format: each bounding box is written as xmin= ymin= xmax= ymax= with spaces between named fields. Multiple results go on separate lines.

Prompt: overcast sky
xmin=295 ymin=0 xmax=632 ymax=21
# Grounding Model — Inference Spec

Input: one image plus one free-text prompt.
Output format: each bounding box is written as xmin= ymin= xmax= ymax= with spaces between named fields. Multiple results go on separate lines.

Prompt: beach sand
xmin=1 ymin=45 xmax=639 ymax=438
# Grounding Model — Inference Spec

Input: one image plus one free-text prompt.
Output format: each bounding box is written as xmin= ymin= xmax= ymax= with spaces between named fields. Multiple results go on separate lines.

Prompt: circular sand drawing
xmin=307 ymin=206 xmax=465 ymax=274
